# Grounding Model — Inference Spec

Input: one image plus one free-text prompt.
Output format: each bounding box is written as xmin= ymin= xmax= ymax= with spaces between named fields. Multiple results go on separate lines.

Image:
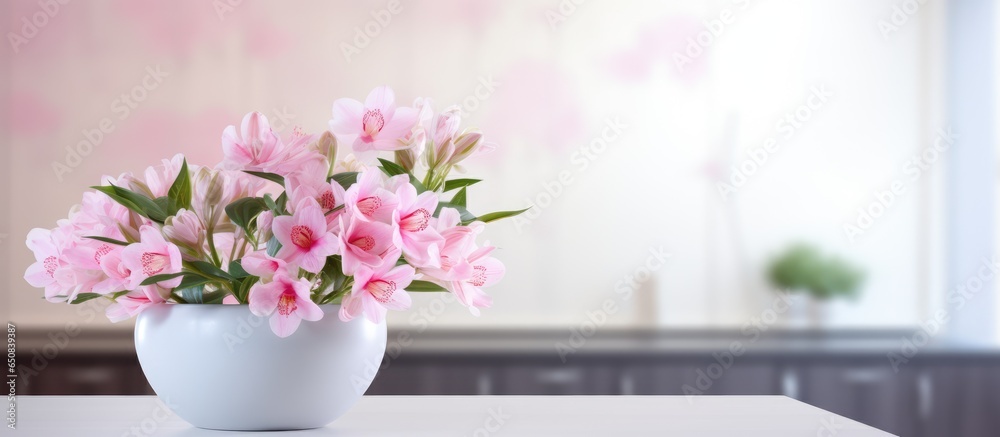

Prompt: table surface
xmin=4 ymin=395 xmax=892 ymax=436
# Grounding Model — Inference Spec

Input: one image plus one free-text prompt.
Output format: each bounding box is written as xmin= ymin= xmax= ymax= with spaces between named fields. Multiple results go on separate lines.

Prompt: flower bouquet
xmin=25 ymin=86 xmax=524 ymax=336
xmin=21 ymin=86 xmax=525 ymax=430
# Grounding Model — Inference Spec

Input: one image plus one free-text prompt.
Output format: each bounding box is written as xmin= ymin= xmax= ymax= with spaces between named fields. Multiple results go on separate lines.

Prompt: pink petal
xmin=352 ymin=265 xmax=376 ymax=292
xmin=436 ymin=208 xmax=461 ymax=229
xmin=380 ymin=107 xmax=419 ymax=139
xmin=364 ymin=86 xmax=395 ymax=111
xmin=248 ymin=282 xmax=281 ymax=316
xmin=384 ymin=289 xmax=411 ymax=311
xmin=339 ymin=294 xmax=364 ymax=321
xmin=270 ymin=313 xmax=301 ymax=338
xmin=295 ymin=298 xmax=324 ymax=322
xmin=241 ymin=252 xmax=281 ymax=278
xmin=384 ymin=264 xmax=415 ymax=288
xmin=361 ymin=295 xmax=387 ymax=323
xmin=370 ymin=136 xmax=412 ymax=151
xmin=23 ymin=262 xmax=50 ymax=288
xmin=395 ymin=182 xmax=417 ymax=208
xmin=221 ymin=126 xmax=251 ymax=165
xmin=271 ymin=215 xmax=295 ymax=247
xmin=297 ymin=250 xmax=325 ymax=274
xmin=299 ymin=200 xmax=329 ymax=236
xmin=241 ymin=112 xmax=271 ymax=143
xmin=330 ymin=98 xmax=364 ymax=134
xmin=474 ymin=257 xmax=505 ymax=287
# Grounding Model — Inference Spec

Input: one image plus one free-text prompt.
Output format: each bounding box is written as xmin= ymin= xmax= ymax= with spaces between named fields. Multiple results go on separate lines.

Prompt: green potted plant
xmin=767 ymin=243 xmax=865 ymax=327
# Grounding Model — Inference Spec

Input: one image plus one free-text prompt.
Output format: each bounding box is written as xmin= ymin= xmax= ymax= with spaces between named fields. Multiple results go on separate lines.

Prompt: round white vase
xmin=134 ymin=304 xmax=386 ymax=431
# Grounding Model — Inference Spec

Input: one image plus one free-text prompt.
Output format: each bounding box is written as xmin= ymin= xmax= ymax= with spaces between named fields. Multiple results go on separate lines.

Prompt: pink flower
xmin=96 ymin=250 xmax=133 ymax=295
xmin=240 ymin=250 xmax=287 ymax=282
xmin=143 ymin=154 xmax=187 ymax=198
xmin=106 ymin=286 xmax=167 ymax=322
xmin=266 ymin=128 xmax=325 ymax=176
xmin=162 ymin=209 xmax=206 ymax=256
xmin=221 ymin=112 xmax=284 ymax=172
xmin=392 ymin=182 xmax=444 ymax=268
xmin=419 ymin=208 xmax=502 ymax=314
xmin=285 ymin=158 xmax=347 ymax=230
xmin=329 ymin=86 xmax=420 ymax=158
xmin=272 ymin=198 xmax=339 ymax=274
xmin=421 ymin=207 xmax=480 ymax=276
xmin=248 ymin=272 xmax=323 ymax=337
xmin=24 ymin=228 xmax=72 ymax=302
xmin=444 ymin=245 xmax=504 ymax=316
xmin=62 ymin=237 xmax=124 ymax=295
xmin=340 ymin=249 xmax=414 ymax=323
xmin=73 ymin=190 xmax=132 ymax=238
xmin=338 ymin=213 xmax=396 ymax=275
xmin=343 ymin=169 xmax=399 ymax=223
xmin=448 ymin=131 xmax=492 ymax=166
xmin=431 ymin=105 xmax=462 ymax=147
xmin=121 ymin=225 xmax=184 ymax=289
xmin=193 ymin=168 xmax=266 ymax=230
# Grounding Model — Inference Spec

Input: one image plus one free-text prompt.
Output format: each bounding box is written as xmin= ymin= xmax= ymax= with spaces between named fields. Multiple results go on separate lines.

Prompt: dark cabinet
xmin=922 ymin=365 xmax=1000 ymax=437
xmin=623 ymin=362 xmax=779 ymax=396
xmin=797 ymin=364 xmax=921 ymax=437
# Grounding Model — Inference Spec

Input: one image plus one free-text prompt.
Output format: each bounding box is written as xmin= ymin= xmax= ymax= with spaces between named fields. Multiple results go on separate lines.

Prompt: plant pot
xmin=134 ymin=304 xmax=386 ymax=431
xmin=781 ymin=292 xmax=834 ymax=329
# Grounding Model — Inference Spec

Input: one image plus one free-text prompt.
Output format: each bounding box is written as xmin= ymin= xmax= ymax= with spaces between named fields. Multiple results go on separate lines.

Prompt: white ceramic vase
xmin=134 ymin=304 xmax=387 ymax=431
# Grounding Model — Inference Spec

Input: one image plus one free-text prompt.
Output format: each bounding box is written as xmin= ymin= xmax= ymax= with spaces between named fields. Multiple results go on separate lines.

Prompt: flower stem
xmin=206 ymin=231 xmax=222 ymax=267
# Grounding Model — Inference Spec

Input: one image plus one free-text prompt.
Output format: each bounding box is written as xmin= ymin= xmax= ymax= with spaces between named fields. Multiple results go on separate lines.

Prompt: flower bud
xmin=395 ymin=127 xmax=426 ymax=172
xmin=310 ymin=131 xmax=338 ymax=177
xmin=257 ymin=210 xmax=274 ymax=242
xmin=433 ymin=106 xmax=462 ymax=147
xmin=162 ymin=209 xmax=206 ymax=258
xmin=448 ymin=130 xmax=485 ymax=165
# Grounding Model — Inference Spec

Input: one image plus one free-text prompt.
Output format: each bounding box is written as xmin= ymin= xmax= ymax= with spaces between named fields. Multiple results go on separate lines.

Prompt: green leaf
xmin=443 ymin=179 xmax=481 ymax=192
xmin=265 ymin=236 xmax=282 ymax=257
xmin=450 ymin=187 xmax=467 ymax=208
xmin=435 ymin=203 xmax=477 ymax=223
xmin=244 ymin=171 xmax=286 ymax=186
xmin=201 ymin=289 xmax=229 ymax=304
xmin=225 ymin=197 xmax=268 ymax=237
xmin=84 ymin=235 xmax=129 ymax=246
xmin=69 ymin=293 xmax=103 ymax=304
xmin=235 ymin=276 xmax=259 ymax=303
xmin=92 ymin=184 xmax=169 ymax=223
xmin=468 ymin=208 xmax=531 ymax=224
xmin=154 ymin=196 xmax=174 ymax=216
xmin=92 ymin=185 xmax=141 ymax=213
xmin=167 ymin=158 xmax=192 ymax=211
xmin=228 ymin=260 xmax=250 ymax=279
xmin=275 ymin=191 xmax=288 ymax=214
xmin=409 ymin=175 xmax=428 ymax=193
xmin=263 ymin=193 xmax=278 ymax=212
xmin=178 ymin=284 xmax=205 ymax=304
xmin=330 ymin=172 xmax=359 ymax=190
xmin=406 ymin=280 xmax=448 ymax=292
xmin=319 ymin=256 xmax=345 ymax=292
xmin=170 ymin=292 xmax=189 ymax=304
xmin=377 ymin=158 xmax=407 ymax=176
xmin=175 ymin=274 xmax=214 ymax=290
xmin=140 ymin=272 xmax=187 ymax=286
xmin=187 ymin=260 xmax=235 ymax=281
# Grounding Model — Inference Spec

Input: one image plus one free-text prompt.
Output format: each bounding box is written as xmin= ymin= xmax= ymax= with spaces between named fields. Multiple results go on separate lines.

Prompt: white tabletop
xmin=4 ymin=395 xmax=892 ymax=436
